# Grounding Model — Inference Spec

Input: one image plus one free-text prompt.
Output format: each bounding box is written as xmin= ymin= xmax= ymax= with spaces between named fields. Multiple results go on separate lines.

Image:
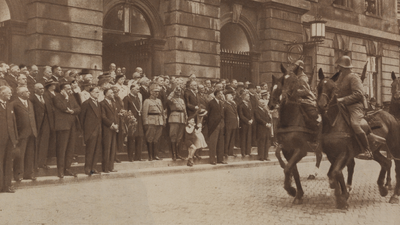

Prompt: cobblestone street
xmin=1 ymin=159 xmax=399 ymax=225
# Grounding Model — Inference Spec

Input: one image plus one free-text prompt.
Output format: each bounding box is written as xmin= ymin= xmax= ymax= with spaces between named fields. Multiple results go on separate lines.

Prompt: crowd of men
xmin=0 ymin=62 xmax=275 ymax=193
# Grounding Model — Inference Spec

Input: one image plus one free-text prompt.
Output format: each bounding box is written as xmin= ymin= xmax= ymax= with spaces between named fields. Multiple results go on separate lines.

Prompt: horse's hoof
xmin=389 ymin=196 xmax=399 ymax=204
xmin=378 ymin=185 xmax=389 ymax=197
xmin=386 ymin=184 xmax=393 ymax=191
xmin=293 ymin=198 xmax=303 ymax=205
xmin=346 ymin=185 xmax=352 ymax=192
xmin=285 ymin=186 xmax=297 ymax=197
xmin=307 ymin=174 xmax=316 ymax=180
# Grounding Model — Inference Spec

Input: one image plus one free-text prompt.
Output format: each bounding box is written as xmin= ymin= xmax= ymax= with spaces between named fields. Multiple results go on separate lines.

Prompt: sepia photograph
xmin=0 ymin=0 xmax=400 ymax=224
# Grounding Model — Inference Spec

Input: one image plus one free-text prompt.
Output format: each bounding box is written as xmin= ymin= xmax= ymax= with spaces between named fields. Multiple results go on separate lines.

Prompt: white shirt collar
xmin=35 ymin=94 xmax=43 ymax=100
xmin=18 ymin=97 xmax=28 ymax=105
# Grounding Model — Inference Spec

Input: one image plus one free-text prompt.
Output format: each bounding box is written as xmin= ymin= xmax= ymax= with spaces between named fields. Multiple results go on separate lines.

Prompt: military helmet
xmin=335 ymin=55 xmax=353 ymax=68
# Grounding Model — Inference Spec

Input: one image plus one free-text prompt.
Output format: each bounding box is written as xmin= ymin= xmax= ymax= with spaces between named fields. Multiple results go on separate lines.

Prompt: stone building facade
xmin=0 ymin=0 xmax=399 ymax=105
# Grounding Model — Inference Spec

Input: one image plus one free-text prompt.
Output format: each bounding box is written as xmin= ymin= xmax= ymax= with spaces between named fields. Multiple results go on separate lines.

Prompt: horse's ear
xmin=280 ymin=63 xmax=287 ymax=74
xmin=331 ymin=71 xmax=340 ymax=82
xmin=391 ymin=71 xmax=396 ymax=81
xmin=318 ymin=68 xmax=324 ymax=80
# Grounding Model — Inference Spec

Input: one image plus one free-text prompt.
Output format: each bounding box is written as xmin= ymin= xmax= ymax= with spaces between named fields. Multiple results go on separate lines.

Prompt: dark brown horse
xmin=317 ymin=68 xmax=400 ymax=209
xmin=389 ymin=71 xmax=400 ymax=119
xmin=268 ymin=64 xmax=319 ymax=204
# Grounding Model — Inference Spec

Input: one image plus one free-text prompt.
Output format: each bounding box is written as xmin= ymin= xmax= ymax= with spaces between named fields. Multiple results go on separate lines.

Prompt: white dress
xmin=194 ymin=127 xmax=207 ymax=149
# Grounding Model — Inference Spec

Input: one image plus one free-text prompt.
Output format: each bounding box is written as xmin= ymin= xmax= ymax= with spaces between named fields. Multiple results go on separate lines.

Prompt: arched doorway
xmin=220 ymin=23 xmax=251 ymax=82
xmin=103 ymin=4 xmax=153 ymax=78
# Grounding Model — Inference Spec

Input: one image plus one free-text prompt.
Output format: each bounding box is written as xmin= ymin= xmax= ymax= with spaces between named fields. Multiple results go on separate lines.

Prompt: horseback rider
xmin=293 ymin=60 xmax=320 ymax=131
xmin=335 ymin=55 xmax=374 ymax=159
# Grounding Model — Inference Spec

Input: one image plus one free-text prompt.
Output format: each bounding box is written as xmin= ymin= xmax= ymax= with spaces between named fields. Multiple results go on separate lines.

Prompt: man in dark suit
xmin=254 ymin=99 xmax=272 ymax=161
xmin=51 ymin=65 xmax=62 ymax=92
xmin=184 ymin=80 xmax=199 ymax=117
xmin=0 ymin=86 xmax=19 ymax=193
xmin=27 ymin=65 xmax=38 ymax=94
xmin=123 ymin=83 xmax=144 ymax=162
xmin=206 ymin=90 xmax=227 ymax=165
xmin=100 ymin=88 xmax=119 ymax=173
xmin=80 ymin=87 xmax=102 ymax=175
xmin=238 ymin=91 xmax=253 ymax=157
xmin=5 ymin=64 xmax=19 ymax=92
xmin=11 ymin=86 xmax=37 ymax=181
xmin=53 ymin=83 xmax=81 ymax=178
xmin=43 ymin=80 xmax=58 ymax=159
xmin=37 ymin=66 xmax=53 ymax=86
xmin=224 ymin=90 xmax=239 ymax=157
xmin=248 ymin=84 xmax=258 ymax=147
xmin=111 ymin=85 xmax=124 ymax=163
xmin=31 ymin=83 xmax=54 ymax=170
xmin=139 ymin=77 xmax=151 ymax=102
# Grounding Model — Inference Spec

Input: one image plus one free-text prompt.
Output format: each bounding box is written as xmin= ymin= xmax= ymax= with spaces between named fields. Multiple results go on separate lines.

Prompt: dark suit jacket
xmin=11 ymin=98 xmax=38 ymax=139
xmin=254 ymin=107 xmax=272 ymax=139
xmin=27 ymin=75 xmax=36 ymax=93
xmin=0 ymin=78 xmax=10 ymax=87
xmin=5 ymin=75 xmax=17 ymax=91
xmin=184 ymin=89 xmax=199 ymax=117
xmin=0 ymin=102 xmax=19 ymax=147
xmin=238 ymin=101 xmax=254 ymax=126
xmin=53 ymin=93 xmax=81 ymax=131
xmin=100 ymin=99 xmax=119 ymax=130
xmin=80 ymin=99 xmax=102 ymax=142
xmin=207 ymin=98 xmax=224 ymax=136
xmin=249 ymin=94 xmax=258 ymax=111
xmin=140 ymin=86 xmax=150 ymax=102
xmin=30 ymin=94 xmax=55 ymax=132
xmin=224 ymin=101 xmax=239 ymax=129
xmin=158 ymin=87 xmax=168 ymax=109
xmin=123 ymin=94 xmax=144 ymax=136
xmin=37 ymin=77 xmax=51 ymax=86
xmin=51 ymin=75 xmax=61 ymax=92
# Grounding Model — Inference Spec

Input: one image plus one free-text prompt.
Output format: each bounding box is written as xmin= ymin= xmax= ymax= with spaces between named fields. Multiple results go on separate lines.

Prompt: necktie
xmin=93 ymin=100 xmax=97 ymax=107
xmin=1 ymin=102 xmax=5 ymax=109
xmin=23 ymin=101 xmax=28 ymax=108
xmin=40 ymin=96 xmax=45 ymax=104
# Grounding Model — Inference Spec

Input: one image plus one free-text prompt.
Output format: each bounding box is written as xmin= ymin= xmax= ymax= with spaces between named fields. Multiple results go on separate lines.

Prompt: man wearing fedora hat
xmin=335 ymin=55 xmax=373 ymax=159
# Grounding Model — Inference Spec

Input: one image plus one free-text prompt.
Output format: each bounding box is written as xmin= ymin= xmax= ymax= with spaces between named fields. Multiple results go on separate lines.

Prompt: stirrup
xmin=356 ymin=150 xmax=374 ymax=160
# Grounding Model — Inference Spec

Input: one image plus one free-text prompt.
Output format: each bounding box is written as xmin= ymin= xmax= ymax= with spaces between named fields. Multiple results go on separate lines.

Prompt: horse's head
xmin=391 ymin=71 xmax=400 ymax=100
xmin=268 ymin=63 xmax=300 ymax=110
xmin=316 ymin=68 xmax=340 ymax=112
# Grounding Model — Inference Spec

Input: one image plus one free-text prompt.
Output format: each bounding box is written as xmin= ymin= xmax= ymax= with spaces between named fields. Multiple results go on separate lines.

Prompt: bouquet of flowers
xmin=118 ymin=109 xmax=138 ymax=136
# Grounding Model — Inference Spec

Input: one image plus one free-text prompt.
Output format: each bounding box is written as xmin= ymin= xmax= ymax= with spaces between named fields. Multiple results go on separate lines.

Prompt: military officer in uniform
xmin=335 ymin=55 xmax=373 ymax=159
xmin=142 ymin=83 xmax=165 ymax=161
xmin=167 ymin=87 xmax=186 ymax=161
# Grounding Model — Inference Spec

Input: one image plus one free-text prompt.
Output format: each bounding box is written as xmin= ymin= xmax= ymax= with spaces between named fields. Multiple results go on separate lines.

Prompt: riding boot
xmin=356 ymin=133 xmax=374 ymax=160
xmin=171 ymin=142 xmax=176 ymax=161
xmin=153 ymin=142 xmax=161 ymax=160
xmin=147 ymin=142 xmax=153 ymax=161
xmin=176 ymin=142 xmax=185 ymax=160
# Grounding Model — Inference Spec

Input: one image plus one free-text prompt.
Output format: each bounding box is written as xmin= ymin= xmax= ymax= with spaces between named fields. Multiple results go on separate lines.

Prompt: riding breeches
xmin=348 ymin=104 xmax=365 ymax=134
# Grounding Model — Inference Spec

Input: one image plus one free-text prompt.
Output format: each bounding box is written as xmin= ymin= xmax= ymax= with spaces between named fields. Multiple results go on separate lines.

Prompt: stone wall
xmin=164 ymin=0 xmax=220 ymax=78
xmin=26 ymin=0 xmax=103 ymax=71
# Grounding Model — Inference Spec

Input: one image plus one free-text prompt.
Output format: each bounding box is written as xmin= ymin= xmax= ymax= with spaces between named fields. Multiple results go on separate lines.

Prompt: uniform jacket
xmin=142 ymin=98 xmax=165 ymax=126
xmin=224 ymin=101 xmax=239 ymax=129
xmin=53 ymin=93 xmax=81 ymax=131
xmin=11 ymin=98 xmax=38 ymax=139
xmin=80 ymin=99 xmax=102 ymax=142
xmin=336 ymin=72 xmax=364 ymax=107
xmin=167 ymin=97 xmax=186 ymax=124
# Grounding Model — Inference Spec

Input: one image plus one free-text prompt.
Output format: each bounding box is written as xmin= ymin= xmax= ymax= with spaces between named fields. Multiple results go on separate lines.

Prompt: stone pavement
xmin=0 ymin=159 xmax=399 ymax=225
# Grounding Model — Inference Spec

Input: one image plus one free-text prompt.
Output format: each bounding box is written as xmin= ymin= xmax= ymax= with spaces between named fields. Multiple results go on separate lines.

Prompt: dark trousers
xmin=240 ymin=124 xmax=252 ymax=156
xmin=257 ymin=134 xmax=270 ymax=160
xmin=47 ymin=131 xmax=57 ymax=158
xmin=56 ymin=124 xmax=77 ymax=176
xmin=36 ymin=119 xmax=50 ymax=168
xmin=0 ymin=138 xmax=14 ymax=191
xmin=116 ymin=130 xmax=125 ymax=154
xmin=102 ymin=130 xmax=116 ymax=172
xmin=208 ymin=121 xmax=224 ymax=163
xmin=127 ymin=135 xmax=143 ymax=161
xmin=84 ymin=127 xmax=102 ymax=174
xmin=14 ymin=135 xmax=35 ymax=180
xmin=251 ymin=123 xmax=257 ymax=146
xmin=224 ymin=128 xmax=236 ymax=156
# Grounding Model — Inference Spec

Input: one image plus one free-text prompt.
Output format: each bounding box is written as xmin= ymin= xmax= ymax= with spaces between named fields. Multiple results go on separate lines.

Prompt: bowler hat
xmin=44 ymin=80 xmax=58 ymax=88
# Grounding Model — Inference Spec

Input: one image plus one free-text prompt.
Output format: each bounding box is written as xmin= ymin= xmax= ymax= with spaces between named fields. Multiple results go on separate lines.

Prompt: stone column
xmin=151 ymin=38 xmax=167 ymax=76
xmin=259 ymin=0 xmax=310 ymax=84
xmin=26 ymin=0 xmax=103 ymax=71
xmin=164 ymin=0 xmax=220 ymax=79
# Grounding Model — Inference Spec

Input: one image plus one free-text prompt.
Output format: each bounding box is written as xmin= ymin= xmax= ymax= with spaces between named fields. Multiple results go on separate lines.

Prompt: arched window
xmin=0 ymin=0 xmax=11 ymax=22
xmin=104 ymin=4 xmax=151 ymax=36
